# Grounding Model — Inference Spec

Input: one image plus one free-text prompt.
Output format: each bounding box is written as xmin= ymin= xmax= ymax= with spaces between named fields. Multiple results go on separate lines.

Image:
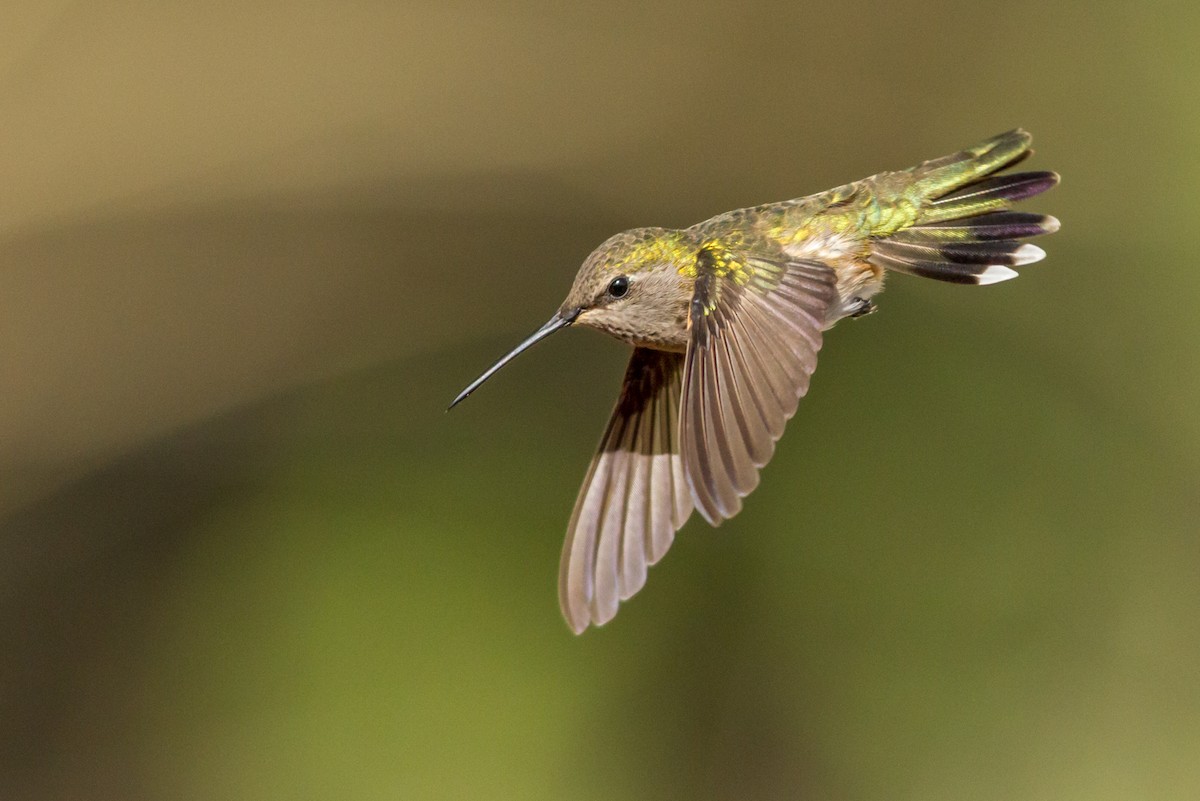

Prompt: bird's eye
xmin=607 ymin=275 xmax=630 ymax=299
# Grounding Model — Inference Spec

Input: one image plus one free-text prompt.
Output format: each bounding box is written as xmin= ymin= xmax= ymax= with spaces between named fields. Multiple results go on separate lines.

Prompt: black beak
xmin=447 ymin=309 xmax=579 ymax=410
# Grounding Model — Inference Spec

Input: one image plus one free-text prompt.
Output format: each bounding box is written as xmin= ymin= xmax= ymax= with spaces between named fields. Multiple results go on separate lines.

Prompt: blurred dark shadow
xmin=0 ymin=172 xmax=615 ymax=518
xmin=0 ymin=409 xmax=266 ymax=800
xmin=0 ymin=176 xmax=617 ymax=799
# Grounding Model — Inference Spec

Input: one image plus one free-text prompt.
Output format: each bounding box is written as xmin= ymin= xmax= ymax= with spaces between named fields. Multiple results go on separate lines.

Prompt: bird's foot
xmin=850 ymin=297 xmax=877 ymax=318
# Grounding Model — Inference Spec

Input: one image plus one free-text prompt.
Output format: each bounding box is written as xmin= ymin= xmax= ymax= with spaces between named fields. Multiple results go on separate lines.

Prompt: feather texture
xmin=559 ymin=348 xmax=692 ymax=633
xmin=681 ymin=254 xmax=836 ymax=524
xmin=870 ymin=131 xmax=1059 ymax=284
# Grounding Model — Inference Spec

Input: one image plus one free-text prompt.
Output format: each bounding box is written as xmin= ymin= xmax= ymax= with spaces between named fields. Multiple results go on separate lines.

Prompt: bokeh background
xmin=2 ymin=2 xmax=1197 ymax=799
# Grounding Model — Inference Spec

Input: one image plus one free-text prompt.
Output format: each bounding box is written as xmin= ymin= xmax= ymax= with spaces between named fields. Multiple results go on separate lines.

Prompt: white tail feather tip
xmin=1012 ymin=244 xmax=1046 ymax=266
xmin=978 ymin=265 xmax=1020 ymax=285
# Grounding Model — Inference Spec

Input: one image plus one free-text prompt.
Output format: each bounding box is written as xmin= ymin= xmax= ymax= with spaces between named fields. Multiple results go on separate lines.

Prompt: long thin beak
xmin=447 ymin=309 xmax=578 ymax=410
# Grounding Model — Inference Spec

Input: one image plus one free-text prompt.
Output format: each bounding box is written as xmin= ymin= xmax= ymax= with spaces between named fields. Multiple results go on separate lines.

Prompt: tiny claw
xmin=850 ymin=297 xmax=877 ymax=318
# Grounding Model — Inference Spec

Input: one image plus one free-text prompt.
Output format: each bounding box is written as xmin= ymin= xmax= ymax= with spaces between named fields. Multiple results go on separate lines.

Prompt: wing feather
xmin=681 ymin=254 xmax=837 ymax=525
xmin=559 ymin=348 xmax=692 ymax=633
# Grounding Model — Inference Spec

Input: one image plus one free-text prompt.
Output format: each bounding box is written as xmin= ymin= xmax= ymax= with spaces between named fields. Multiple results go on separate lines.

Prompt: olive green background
xmin=2 ymin=2 xmax=1197 ymax=799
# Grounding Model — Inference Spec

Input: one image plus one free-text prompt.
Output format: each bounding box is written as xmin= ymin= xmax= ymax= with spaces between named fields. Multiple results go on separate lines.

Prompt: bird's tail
xmin=871 ymin=129 xmax=1060 ymax=285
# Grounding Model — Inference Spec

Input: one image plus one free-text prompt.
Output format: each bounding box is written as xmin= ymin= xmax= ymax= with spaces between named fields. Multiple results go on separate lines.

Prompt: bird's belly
xmin=779 ymin=232 xmax=883 ymax=328
xmin=826 ymin=261 xmax=884 ymax=328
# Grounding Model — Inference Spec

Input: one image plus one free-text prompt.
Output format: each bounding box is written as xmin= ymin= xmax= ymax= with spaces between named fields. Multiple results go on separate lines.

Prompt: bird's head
xmin=448 ymin=227 xmax=695 ymax=409
xmin=558 ymin=228 xmax=694 ymax=348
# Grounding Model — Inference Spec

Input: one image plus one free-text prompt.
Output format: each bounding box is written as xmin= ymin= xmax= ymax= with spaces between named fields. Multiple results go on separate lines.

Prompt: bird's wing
xmin=559 ymin=347 xmax=693 ymax=634
xmin=681 ymin=248 xmax=837 ymax=524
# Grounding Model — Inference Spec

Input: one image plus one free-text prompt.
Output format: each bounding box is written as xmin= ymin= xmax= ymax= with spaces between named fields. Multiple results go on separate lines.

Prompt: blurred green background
xmin=2 ymin=2 xmax=1197 ymax=799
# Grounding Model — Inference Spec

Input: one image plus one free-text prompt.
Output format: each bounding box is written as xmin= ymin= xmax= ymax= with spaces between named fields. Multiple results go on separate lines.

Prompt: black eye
xmin=607 ymin=275 xmax=630 ymax=298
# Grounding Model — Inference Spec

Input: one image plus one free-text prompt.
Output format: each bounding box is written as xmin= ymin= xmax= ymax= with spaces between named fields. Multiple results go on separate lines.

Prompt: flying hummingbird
xmin=450 ymin=129 xmax=1059 ymax=634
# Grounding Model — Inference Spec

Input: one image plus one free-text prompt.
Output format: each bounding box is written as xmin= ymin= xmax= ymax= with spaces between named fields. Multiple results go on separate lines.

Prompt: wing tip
xmin=565 ymin=614 xmax=589 ymax=635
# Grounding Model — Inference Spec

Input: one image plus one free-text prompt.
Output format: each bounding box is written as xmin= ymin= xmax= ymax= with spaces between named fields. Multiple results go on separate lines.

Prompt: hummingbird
xmin=450 ymin=129 xmax=1059 ymax=634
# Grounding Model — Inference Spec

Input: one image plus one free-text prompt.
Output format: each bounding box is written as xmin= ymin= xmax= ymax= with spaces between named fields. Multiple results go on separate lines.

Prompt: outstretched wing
xmin=559 ymin=347 xmax=693 ymax=634
xmin=680 ymin=250 xmax=837 ymax=524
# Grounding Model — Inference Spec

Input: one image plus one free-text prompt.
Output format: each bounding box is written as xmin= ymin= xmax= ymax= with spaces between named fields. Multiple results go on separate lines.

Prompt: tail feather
xmin=872 ymin=130 xmax=1059 ymax=285
xmin=872 ymin=253 xmax=1021 ymax=286
xmin=890 ymin=211 xmax=1060 ymax=243
xmin=879 ymin=238 xmax=1046 ymax=266
xmin=909 ymin=129 xmax=1034 ymax=199
xmin=922 ymin=171 xmax=1060 ymax=224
